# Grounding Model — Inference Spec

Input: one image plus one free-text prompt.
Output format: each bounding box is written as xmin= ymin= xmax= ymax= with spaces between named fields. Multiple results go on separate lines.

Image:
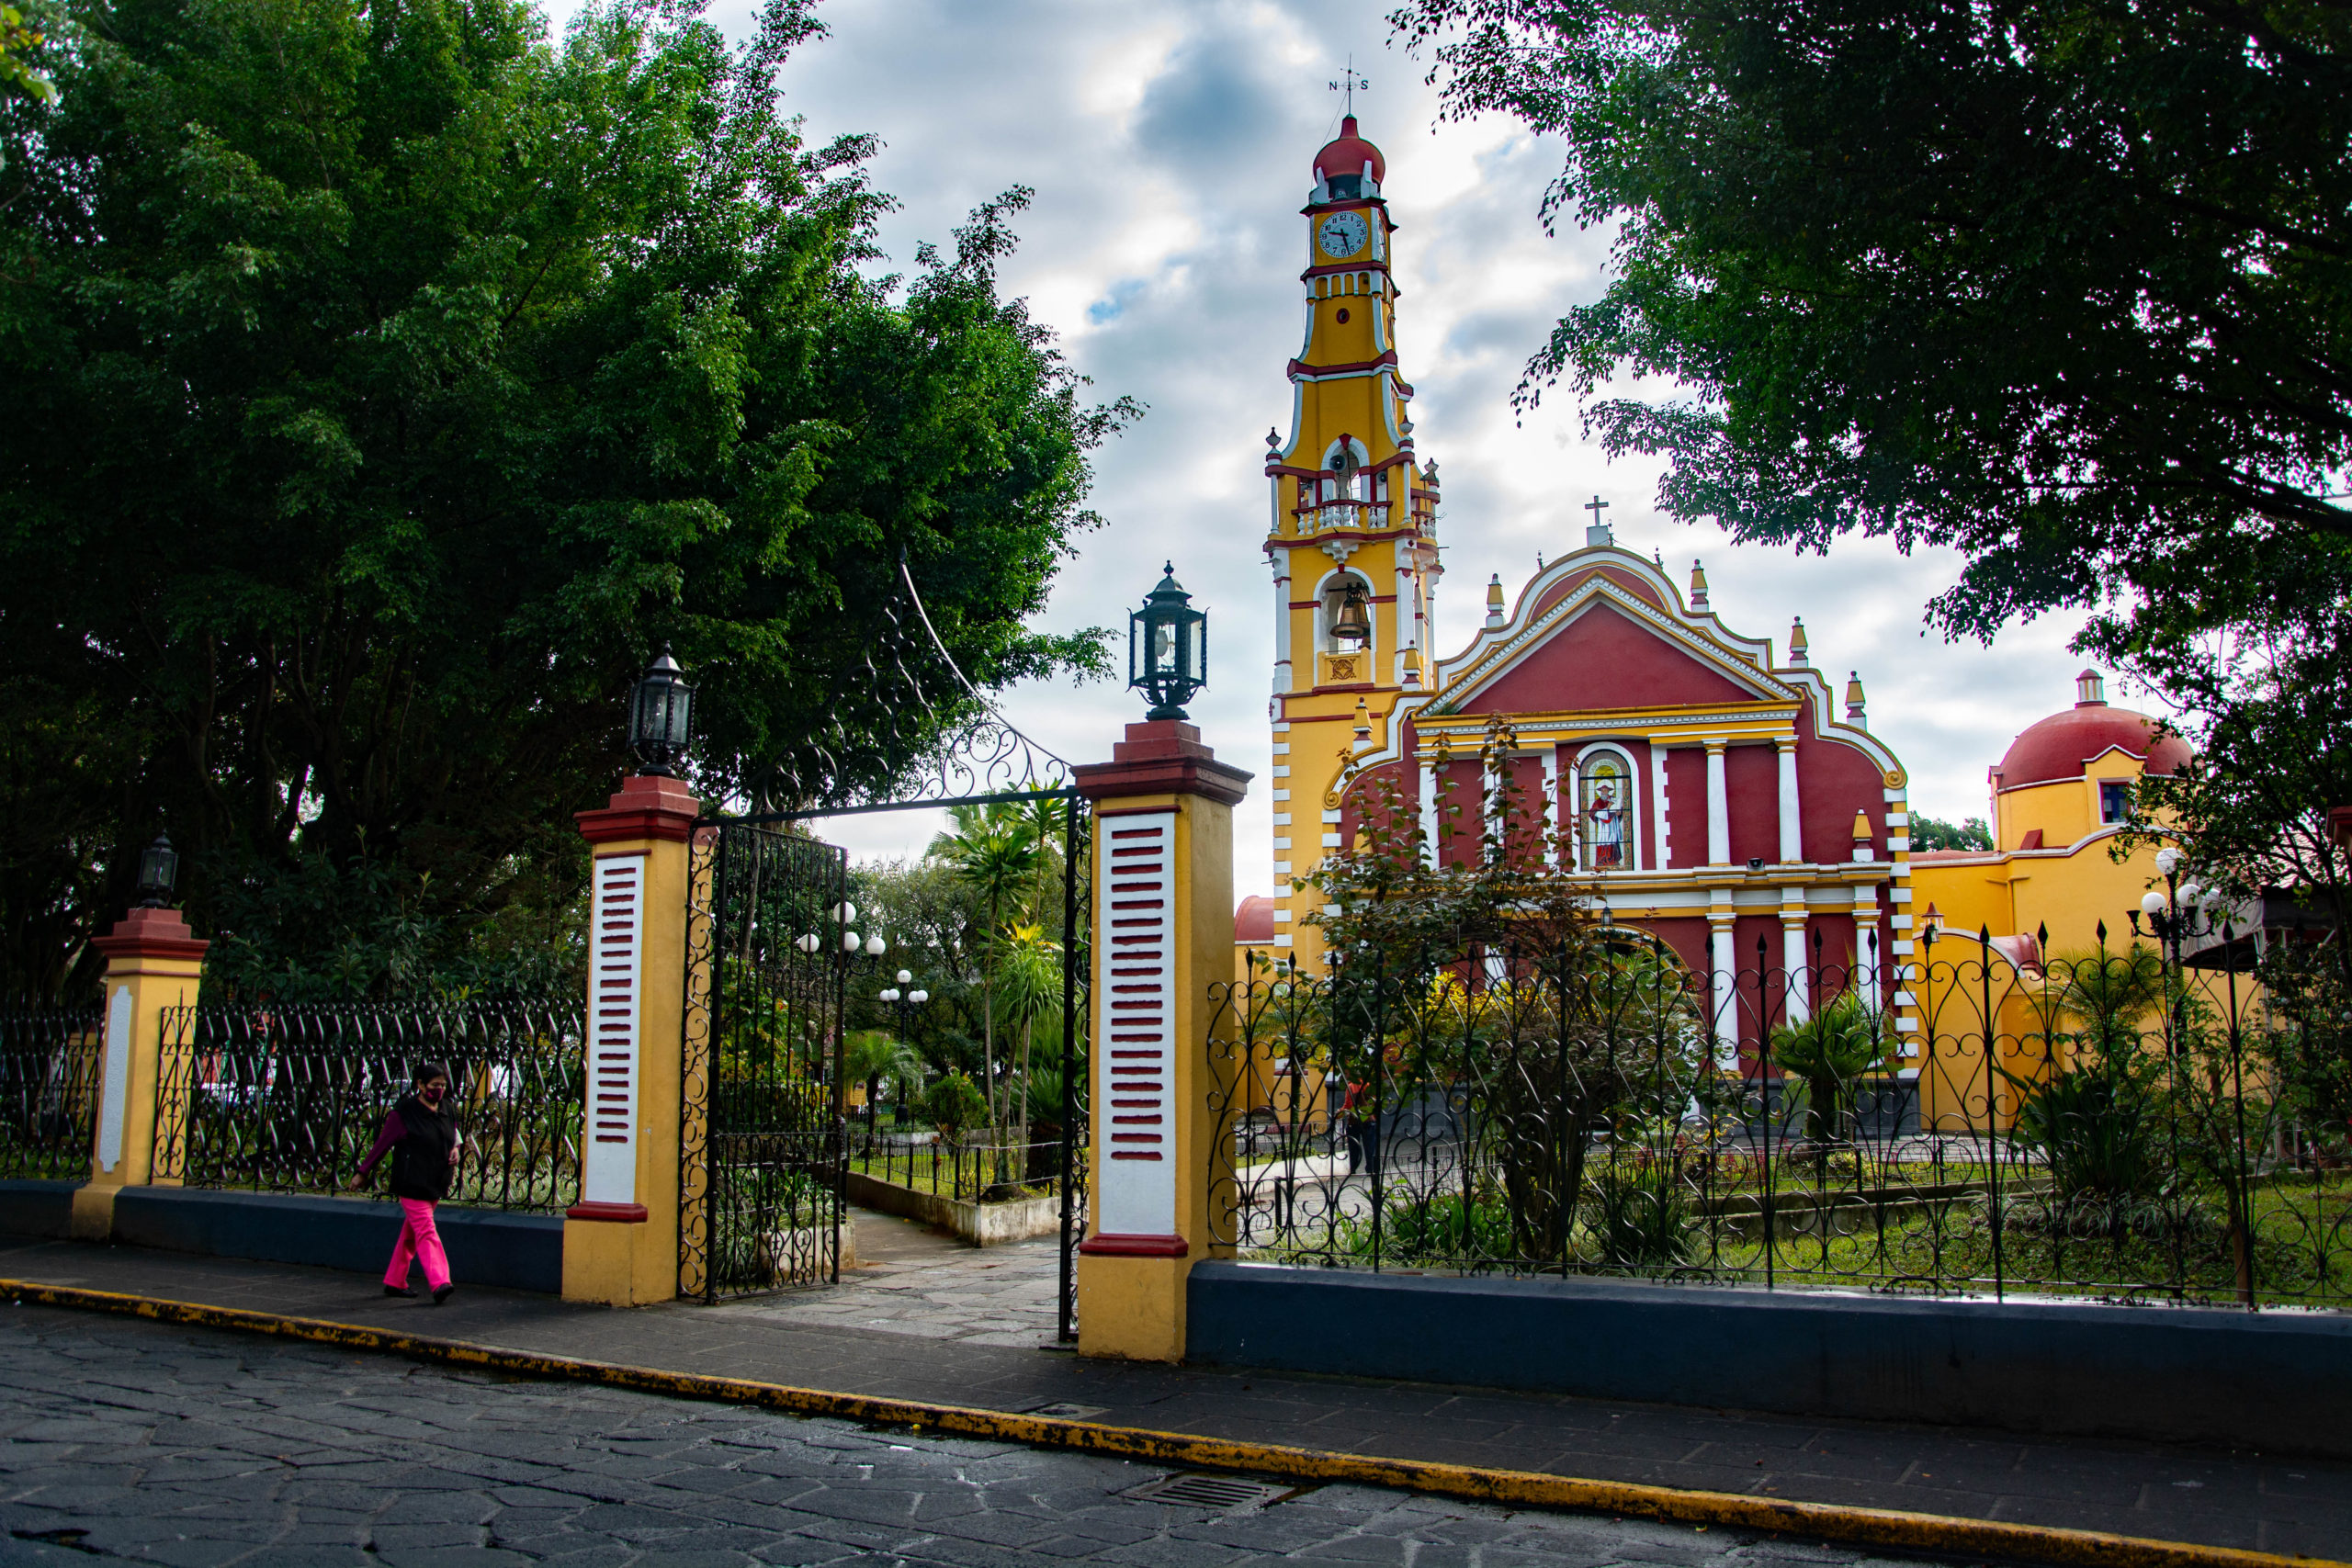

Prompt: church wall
xmin=1793 ymin=709 xmax=1892 ymax=863
xmin=1527 ymin=565 xmax=1669 ymax=621
xmin=1471 ymin=604 xmax=1756 ymax=716
xmin=1631 ymin=739 xmax=1660 ymax=872
xmin=1665 ymin=748 xmax=1709 ymax=869
xmin=1724 ymin=744 xmax=1780 ymax=866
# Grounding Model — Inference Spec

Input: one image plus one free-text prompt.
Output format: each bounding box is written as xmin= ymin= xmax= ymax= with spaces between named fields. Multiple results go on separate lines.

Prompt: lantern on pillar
xmin=136 ymin=834 xmax=179 ymax=908
xmin=628 ymin=646 xmax=695 ymax=777
xmin=1127 ymin=563 xmax=1208 ymax=720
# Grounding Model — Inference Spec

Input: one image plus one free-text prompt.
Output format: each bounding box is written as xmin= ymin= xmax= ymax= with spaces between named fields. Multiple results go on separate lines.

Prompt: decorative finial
xmin=1485 ymin=572 xmax=1506 ymax=629
xmin=1329 ymin=56 xmax=1370 ymax=118
xmin=1845 ymin=670 xmax=1868 ymax=725
xmin=1689 ymin=558 xmax=1710 ymax=610
xmin=1788 ymin=617 xmax=1809 ymax=666
xmin=1265 ymin=427 xmax=1281 ymax=452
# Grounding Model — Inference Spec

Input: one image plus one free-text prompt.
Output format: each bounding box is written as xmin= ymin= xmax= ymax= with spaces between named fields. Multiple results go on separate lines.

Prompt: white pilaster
xmin=1271 ymin=552 xmax=1293 ymax=694
xmin=1705 ymin=740 xmax=1730 ymax=865
xmin=1777 ymin=739 xmax=1802 ymax=864
xmin=1781 ymin=912 xmax=1810 ymax=1025
xmin=1708 ymin=915 xmax=1738 ymax=1068
xmin=1543 ymin=749 xmax=1562 ymax=863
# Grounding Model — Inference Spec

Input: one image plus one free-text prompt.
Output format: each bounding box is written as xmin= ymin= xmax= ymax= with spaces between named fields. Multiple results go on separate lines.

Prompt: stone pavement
xmin=731 ymin=1210 xmax=1062 ymax=1347
xmin=0 ymin=1304 xmax=1941 ymax=1567
xmin=0 ymin=1230 xmax=2346 ymax=1559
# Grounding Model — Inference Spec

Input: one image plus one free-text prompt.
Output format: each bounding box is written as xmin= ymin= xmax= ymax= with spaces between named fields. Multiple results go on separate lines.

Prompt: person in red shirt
xmin=348 ymin=1062 xmax=465 ymax=1303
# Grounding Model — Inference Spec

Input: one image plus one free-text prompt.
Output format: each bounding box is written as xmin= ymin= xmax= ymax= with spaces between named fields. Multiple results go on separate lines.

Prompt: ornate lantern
xmin=1127 ymin=563 xmax=1208 ymax=720
xmin=628 ymin=647 xmax=694 ymax=777
xmin=136 ymin=834 xmax=179 ymax=908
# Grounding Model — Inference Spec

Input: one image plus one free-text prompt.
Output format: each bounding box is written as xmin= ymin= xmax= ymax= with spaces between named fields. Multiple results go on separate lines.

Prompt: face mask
xmin=421 ymin=1084 xmax=447 ymax=1105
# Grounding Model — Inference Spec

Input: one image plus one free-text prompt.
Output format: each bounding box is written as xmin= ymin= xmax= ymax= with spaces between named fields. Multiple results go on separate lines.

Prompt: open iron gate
xmin=678 ymin=794 xmax=1091 ymax=1333
xmin=673 ymin=559 xmax=1091 ymax=1331
xmin=679 ymin=820 xmax=852 ymax=1299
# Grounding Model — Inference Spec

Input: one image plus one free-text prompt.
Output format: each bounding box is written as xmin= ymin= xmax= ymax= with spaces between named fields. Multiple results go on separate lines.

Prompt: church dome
xmin=1995 ymin=671 xmax=2191 ymax=789
xmin=1235 ymin=895 xmax=1276 ymax=944
xmin=1314 ymin=116 xmax=1385 ymax=192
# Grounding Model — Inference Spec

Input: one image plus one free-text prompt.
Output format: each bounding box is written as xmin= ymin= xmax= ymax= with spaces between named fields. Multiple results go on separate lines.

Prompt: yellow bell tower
xmin=1262 ymin=116 xmax=1442 ymax=971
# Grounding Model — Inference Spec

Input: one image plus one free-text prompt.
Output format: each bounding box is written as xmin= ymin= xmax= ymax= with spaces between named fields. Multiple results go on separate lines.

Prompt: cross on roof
xmin=1584 ymin=494 xmax=1611 ymax=525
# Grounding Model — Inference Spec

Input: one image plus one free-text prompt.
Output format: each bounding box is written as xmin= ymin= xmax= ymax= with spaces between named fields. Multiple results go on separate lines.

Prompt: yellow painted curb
xmin=0 ymin=1276 xmax=2335 ymax=1568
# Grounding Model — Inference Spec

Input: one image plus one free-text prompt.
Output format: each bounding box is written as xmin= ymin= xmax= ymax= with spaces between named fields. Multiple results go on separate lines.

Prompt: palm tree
xmin=993 ymin=922 xmax=1065 ymax=1162
xmin=842 ymin=1029 xmax=922 ymax=1136
xmin=1768 ymin=991 xmax=1891 ymax=1152
xmin=928 ymin=804 xmax=1038 ymax=1124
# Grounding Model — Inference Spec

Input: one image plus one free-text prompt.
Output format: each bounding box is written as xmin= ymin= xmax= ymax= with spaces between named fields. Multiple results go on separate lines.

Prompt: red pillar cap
xmin=1074 ymin=720 xmax=1251 ymax=807
xmin=93 ymin=907 xmax=209 ymax=963
xmin=578 ymin=773 xmax=703 ymax=845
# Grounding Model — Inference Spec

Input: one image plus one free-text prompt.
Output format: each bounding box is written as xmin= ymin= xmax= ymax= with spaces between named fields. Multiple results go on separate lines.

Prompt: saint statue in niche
xmin=1581 ymin=756 xmax=1627 ymax=869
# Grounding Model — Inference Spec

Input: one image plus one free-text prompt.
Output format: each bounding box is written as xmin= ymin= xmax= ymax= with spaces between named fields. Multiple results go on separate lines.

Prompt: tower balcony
xmin=1290 ymin=497 xmax=1399 ymax=535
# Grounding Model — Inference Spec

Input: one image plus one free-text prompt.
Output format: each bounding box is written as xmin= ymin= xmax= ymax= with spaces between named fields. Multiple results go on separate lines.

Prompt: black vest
xmin=389 ymin=1093 xmax=458 ymax=1201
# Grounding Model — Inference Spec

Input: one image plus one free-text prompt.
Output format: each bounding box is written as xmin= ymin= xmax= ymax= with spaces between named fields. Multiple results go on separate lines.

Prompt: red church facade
xmin=1336 ymin=544 xmax=1918 ymax=1051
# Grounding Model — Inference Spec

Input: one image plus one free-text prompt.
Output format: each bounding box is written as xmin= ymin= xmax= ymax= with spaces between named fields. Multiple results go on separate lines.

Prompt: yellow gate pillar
xmin=563 ymin=773 xmax=701 ymax=1305
xmin=73 ymin=906 xmax=209 ymax=1240
xmin=1072 ymin=720 xmax=1250 ymax=1361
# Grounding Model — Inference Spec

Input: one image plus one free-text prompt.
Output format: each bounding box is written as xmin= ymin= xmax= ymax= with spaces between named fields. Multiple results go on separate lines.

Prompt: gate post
xmin=563 ymin=773 xmax=700 ymax=1305
xmin=1072 ymin=720 xmax=1250 ymax=1361
xmin=73 ymin=906 xmax=209 ymax=1240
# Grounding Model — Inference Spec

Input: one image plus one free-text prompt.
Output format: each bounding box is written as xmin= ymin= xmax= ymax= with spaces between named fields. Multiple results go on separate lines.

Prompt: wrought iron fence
xmin=1209 ymin=931 xmax=2352 ymax=1309
xmin=0 ymin=998 xmax=104 ymax=1180
xmin=152 ymin=998 xmax=584 ymax=1212
xmin=848 ymin=1127 xmax=1070 ymax=1202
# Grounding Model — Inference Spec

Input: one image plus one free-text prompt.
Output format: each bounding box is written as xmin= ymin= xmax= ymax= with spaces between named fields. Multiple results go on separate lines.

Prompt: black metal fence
xmin=1209 ymin=932 xmax=2352 ymax=1309
xmin=848 ymin=1127 xmax=1069 ymax=1202
xmin=152 ymin=998 xmax=584 ymax=1212
xmin=0 ymin=998 xmax=104 ymax=1180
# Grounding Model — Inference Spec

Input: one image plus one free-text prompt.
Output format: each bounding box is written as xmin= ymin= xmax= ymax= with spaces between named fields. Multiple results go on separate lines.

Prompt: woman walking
xmin=349 ymin=1062 xmax=465 ymax=1303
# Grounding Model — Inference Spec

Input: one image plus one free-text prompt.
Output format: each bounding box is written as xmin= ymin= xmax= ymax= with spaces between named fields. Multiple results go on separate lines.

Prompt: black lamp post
xmin=136 ymin=834 xmax=179 ymax=908
xmin=1128 ymin=563 xmax=1208 ymax=720
xmin=628 ymin=646 xmax=695 ymax=776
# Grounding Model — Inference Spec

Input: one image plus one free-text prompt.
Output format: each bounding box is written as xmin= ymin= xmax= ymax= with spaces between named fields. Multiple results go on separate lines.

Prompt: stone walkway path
xmin=719 ymin=1208 xmax=1064 ymax=1348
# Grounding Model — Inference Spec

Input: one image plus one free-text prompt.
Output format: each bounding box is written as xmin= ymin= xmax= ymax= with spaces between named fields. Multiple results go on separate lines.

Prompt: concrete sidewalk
xmin=1 ymin=1231 xmax=2345 ymax=1560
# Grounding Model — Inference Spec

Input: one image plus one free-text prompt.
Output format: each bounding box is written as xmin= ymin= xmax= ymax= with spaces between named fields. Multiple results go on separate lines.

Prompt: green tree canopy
xmin=1392 ymin=0 xmax=2352 ymax=649
xmin=0 ymin=0 xmax=1128 ymax=996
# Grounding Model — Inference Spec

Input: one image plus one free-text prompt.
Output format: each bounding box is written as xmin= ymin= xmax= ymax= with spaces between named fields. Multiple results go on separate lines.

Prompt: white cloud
xmin=553 ymin=0 xmax=2097 ymax=875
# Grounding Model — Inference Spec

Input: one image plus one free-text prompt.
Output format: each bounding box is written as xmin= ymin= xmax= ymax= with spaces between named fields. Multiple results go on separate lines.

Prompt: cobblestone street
xmin=0 ymin=1305 xmax=1938 ymax=1567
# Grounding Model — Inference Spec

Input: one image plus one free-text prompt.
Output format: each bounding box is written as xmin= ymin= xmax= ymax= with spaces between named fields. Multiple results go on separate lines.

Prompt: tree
xmin=1391 ymin=0 xmax=2352 ymax=649
xmin=0 ymin=0 xmax=1128 ymax=998
xmin=0 ymin=2 xmax=54 ymax=106
xmin=1911 ymin=816 xmax=1992 ymax=852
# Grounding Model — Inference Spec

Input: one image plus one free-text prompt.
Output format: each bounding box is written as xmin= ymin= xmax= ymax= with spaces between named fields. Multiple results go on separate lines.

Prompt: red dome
xmin=1315 ymin=116 xmax=1385 ymax=186
xmin=1996 ymin=699 xmax=2191 ymax=789
xmin=1235 ymin=895 xmax=1276 ymax=944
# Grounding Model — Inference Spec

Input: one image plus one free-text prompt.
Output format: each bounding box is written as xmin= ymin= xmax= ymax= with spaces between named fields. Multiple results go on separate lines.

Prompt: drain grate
xmin=1127 ymin=1473 xmax=1295 ymax=1511
xmin=1024 ymin=1401 xmax=1108 ymax=1420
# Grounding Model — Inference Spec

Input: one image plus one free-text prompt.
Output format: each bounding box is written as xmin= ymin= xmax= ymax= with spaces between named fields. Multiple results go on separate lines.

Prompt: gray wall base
xmin=0 ymin=1179 xmax=81 ymax=1240
xmin=111 ymin=1189 xmax=562 ymax=1294
xmin=1187 ymin=1261 xmax=2352 ymax=1459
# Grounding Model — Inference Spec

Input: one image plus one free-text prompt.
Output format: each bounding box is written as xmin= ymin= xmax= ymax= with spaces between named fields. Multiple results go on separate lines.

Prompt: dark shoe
xmin=431 ymin=1284 xmax=456 ymax=1305
xmin=383 ymin=1286 xmax=417 ymax=1299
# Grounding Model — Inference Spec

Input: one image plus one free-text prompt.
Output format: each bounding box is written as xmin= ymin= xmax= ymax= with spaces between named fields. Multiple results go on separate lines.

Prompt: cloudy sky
xmin=557 ymin=0 xmax=2110 ymax=891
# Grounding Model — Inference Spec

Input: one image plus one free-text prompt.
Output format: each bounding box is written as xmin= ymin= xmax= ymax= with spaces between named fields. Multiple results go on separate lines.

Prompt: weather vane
xmin=1329 ymin=56 xmax=1370 ymax=117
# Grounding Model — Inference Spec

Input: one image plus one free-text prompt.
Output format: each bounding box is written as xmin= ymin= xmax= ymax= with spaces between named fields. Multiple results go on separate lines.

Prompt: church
xmin=1229 ymin=115 xmax=2188 ymax=1055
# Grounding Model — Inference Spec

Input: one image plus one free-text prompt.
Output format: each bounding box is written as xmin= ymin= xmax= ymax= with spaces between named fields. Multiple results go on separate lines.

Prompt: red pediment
xmin=1452 ymin=601 xmax=1778 ymax=716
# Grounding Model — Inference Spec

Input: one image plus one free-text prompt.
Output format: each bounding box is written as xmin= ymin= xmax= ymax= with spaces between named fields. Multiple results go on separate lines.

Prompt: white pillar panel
xmin=582 ymin=851 xmax=646 ymax=1208
xmin=1419 ymin=750 xmax=1441 ymax=865
xmin=1706 ymin=743 xmax=1730 ymax=865
xmin=1650 ymin=746 xmax=1670 ymax=870
xmin=1098 ymin=811 xmax=1177 ymax=1236
xmin=1778 ymin=740 xmax=1803 ymax=864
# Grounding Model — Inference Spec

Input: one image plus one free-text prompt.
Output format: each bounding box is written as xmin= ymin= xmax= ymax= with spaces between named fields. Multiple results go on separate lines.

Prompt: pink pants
xmin=385 ymin=1198 xmax=450 ymax=1292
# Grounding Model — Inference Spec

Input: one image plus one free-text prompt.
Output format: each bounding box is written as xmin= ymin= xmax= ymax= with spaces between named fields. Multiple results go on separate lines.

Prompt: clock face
xmin=1317 ymin=211 xmax=1369 ymax=259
